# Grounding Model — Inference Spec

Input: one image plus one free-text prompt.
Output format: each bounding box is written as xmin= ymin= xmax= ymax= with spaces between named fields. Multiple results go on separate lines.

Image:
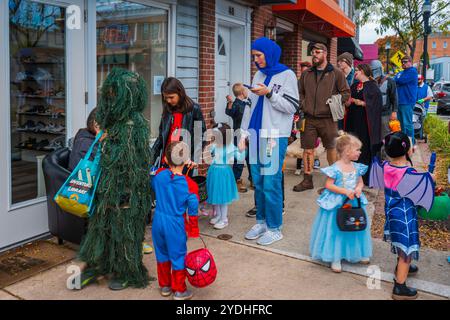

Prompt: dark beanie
xmin=337 ymin=52 xmax=354 ymax=67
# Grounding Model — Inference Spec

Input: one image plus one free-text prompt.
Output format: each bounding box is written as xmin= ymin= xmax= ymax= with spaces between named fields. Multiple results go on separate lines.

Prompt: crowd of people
xmin=67 ymin=37 xmax=435 ymax=301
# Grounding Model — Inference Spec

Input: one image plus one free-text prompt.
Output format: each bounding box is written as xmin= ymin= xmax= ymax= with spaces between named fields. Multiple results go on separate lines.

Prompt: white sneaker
xmin=294 ymin=169 xmax=301 ymax=176
xmin=256 ymin=230 xmax=283 ymax=246
xmin=214 ymin=220 xmax=228 ymax=230
xmin=245 ymin=223 xmax=267 ymax=240
xmin=209 ymin=215 xmax=221 ymax=225
xmin=331 ymin=261 xmax=342 ymax=273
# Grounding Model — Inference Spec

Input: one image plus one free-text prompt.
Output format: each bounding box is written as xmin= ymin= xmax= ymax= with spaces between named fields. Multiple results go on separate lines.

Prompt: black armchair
xmin=42 ymin=147 xmax=87 ymax=245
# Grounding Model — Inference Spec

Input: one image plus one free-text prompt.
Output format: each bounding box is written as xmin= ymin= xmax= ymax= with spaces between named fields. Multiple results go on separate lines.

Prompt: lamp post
xmin=385 ymin=40 xmax=391 ymax=74
xmin=422 ymin=0 xmax=432 ymax=79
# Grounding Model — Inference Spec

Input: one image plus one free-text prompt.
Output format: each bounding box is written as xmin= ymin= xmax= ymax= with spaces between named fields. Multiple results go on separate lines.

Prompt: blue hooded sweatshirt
xmin=394 ymin=66 xmax=418 ymax=105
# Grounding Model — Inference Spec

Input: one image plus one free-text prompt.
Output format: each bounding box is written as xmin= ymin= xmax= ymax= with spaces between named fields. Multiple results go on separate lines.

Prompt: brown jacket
xmin=299 ymin=63 xmax=350 ymax=118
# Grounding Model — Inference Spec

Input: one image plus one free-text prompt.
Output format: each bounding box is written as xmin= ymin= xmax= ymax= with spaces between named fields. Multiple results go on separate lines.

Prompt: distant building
xmin=413 ymin=32 xmax=450 ymax=65
xmin=430 ymin=57 xmax=450 ymax=82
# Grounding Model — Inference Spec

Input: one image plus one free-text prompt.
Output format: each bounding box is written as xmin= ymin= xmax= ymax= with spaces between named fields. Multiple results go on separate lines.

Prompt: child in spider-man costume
xmin=151 ymin=141 xmax=199 ymax=300
xmin=370 ymin=131 xmax=435 ymax=300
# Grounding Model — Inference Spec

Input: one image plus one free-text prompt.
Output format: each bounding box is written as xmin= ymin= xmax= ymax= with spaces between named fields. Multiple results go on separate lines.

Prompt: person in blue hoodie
xmin=394 ymin=56 xmax=418 ymax=144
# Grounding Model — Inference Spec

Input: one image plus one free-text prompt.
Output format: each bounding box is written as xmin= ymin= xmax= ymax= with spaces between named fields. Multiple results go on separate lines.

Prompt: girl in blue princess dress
xmin=310 ymin=134 xmax=372 ymax=272
xmin=207 ymin=123 xmax=245 ymax=230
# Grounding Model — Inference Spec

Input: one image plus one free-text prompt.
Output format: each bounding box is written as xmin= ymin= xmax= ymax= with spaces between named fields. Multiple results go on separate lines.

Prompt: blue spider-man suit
xmin=151 ymin=168 xmax=199 ymax=293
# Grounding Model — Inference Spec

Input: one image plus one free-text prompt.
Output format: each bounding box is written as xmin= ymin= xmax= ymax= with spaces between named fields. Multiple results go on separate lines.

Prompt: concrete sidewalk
xmin=0 ymin=141 xmax=447 ymax=300
xmin=0 ymin=235 xmax=444 ymax=300
xmin=197 ymin=142 xmax=449 ymax=299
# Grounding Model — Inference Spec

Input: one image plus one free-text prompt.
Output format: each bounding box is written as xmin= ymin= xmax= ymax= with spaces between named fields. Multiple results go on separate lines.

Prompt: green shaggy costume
xmin=78 ymin=68 xmax=152 ymax=288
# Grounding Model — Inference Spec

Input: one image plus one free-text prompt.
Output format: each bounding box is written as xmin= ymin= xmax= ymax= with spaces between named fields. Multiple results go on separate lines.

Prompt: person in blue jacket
xmin=151 ymin=141 xmax=200 ymax=300
xmin=417 ymin=74 xmax=434 ymax=111
xmin=394 ymin=56 xmax=418 ymax=144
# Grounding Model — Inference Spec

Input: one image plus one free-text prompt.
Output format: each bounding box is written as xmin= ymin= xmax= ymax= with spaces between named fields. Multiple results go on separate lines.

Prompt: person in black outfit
xmin=68 ymin=108 xmax=100 ymax=171
xmin=150 ymin=77 xmax=207 ymax=176
xmin=226 ymin=83 xmax=252 ymax=193
xmin=344 ymin=64 xmax=382 ymax=185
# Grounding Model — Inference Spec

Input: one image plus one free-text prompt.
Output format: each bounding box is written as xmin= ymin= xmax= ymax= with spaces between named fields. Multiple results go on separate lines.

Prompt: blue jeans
xmin=398 ymin=104 xmax=415 ymax=144
xmin=249 ymin=137 xmax=288 ymax=231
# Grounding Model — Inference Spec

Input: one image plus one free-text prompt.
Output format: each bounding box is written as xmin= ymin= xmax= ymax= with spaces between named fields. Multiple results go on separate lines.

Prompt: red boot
xmin=172 ymin=269 xmax=192 ymax=300
xmin=171 ymin=269 xmax=187 ymax=293
xmin=157 ymin=261 xmax=172 ymax=289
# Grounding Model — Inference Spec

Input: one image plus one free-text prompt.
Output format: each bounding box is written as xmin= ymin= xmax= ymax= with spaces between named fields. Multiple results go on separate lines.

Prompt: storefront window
xmin=9 ymin=0 xmax=67 ymax=204
xmin=96 ymin=0 xmax=168 ymax=138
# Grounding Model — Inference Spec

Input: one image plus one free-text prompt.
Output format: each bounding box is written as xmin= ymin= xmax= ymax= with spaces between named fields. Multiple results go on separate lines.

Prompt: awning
xmin=272 ymin=0 xmax=356 ymax=38
xmin=338 ymin=37 xmax=364 ymax=61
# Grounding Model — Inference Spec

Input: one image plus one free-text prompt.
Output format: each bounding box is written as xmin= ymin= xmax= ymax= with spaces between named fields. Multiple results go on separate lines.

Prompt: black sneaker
xmin=246 ymin=207 xmax=257 ymax=218
xmin=75 ymin=269 xmax=98 ymax=290
xmin=392 ymin=280 xmax=418 ymax=300
xmin=108 ymin=277 xmax=129 ymax=291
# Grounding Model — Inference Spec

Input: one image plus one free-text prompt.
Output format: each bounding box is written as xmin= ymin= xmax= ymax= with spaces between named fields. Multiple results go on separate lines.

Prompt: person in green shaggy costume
xmin=77 ymin=68 xmax=152 ymax=290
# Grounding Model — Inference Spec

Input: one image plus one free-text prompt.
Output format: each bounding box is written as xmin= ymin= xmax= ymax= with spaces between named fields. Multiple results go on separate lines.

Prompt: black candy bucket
xmin=191 ymin=176 xmax=207 ymax=203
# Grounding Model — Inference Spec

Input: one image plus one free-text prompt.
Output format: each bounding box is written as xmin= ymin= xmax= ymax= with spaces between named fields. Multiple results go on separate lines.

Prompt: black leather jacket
xmin=150 ymin=103 xmax=207 ymax=165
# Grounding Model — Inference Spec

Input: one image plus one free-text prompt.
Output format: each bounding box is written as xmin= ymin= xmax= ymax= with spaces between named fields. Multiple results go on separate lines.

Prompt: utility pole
xmin=422 ymin=0 xmax=432 ymax=79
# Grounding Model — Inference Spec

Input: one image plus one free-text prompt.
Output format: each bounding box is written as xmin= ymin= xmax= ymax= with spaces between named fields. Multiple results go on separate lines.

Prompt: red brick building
xmin=413 ymin=32 xmax=450 ymax=65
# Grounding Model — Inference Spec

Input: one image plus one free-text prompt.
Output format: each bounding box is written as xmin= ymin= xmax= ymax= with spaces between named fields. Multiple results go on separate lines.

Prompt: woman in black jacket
xmin=344 ymin=64 xmax=383 ymax=185
xmin=150 ymin=77 xmax=206 ymax=172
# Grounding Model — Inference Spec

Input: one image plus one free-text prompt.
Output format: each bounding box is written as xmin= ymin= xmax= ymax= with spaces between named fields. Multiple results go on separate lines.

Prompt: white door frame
xmin=0 ymin=0 xmax=86 ymax=252
xmin=214 ymin=10 xmax=251 ymax=123
xmin=85 ymin=0 xmax=176 ymax=113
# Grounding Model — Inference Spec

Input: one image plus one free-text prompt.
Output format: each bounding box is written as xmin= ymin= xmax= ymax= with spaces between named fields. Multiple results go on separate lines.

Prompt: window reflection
xmin=96 ymin=0 xmax=168 ymax=138
xmin=9 ymin=0 xmax=66 ymax=204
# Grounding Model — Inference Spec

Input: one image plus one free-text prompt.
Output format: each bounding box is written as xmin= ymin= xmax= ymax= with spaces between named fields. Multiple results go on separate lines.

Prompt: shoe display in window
xmin=17 ymin=120 xmax=36 ymax=132
xmin=36 ymin=139 xmax=50 ymax=150
xmin=34 ymin=121 xmax=46 ymax=132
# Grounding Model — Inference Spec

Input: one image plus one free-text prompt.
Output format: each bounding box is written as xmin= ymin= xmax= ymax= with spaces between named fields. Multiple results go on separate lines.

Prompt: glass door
xmin=0 ymin=0 xmax=86 ymax=251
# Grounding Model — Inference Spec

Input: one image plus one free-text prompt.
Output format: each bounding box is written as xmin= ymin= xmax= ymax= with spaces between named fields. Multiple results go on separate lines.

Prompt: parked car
xmin=432 ymin=81 xmax=450 ymax=114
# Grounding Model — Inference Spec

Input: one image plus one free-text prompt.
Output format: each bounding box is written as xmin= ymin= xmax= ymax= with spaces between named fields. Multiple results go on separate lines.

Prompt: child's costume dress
xmin=370 ymin=158 xmax=435 ymax=262
xmin=151 ymin=168 xmax=199 ymax=293
xmin=310 ymin=162 xmax=372 ymax=263
xmin=206 ymin=144 xmax=245 ymax=205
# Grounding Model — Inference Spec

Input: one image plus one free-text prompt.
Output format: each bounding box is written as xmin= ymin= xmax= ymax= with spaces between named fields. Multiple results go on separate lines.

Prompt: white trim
xmin=0 ymin=0 xmax=10 ymax=213
xmin=168 ymin=3 xmax=177 ymax=77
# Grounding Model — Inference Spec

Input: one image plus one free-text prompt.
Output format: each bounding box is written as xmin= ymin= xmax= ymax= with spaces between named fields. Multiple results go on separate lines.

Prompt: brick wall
xmin=198 ymin=0 xmax=216 ymax=130
xmin=198 ymin=0 xmax=216 ymax=175
xmin=280 ymin=24 xmax=303 ymax=78
xmin=329 ymin=37 xmax=338 ymax=65
xmin=250 ymin=5 xmax=275 ymax=76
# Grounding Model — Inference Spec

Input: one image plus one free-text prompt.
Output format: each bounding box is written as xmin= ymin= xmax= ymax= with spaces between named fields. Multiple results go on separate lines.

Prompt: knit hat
xmin=337 ymin=52 xmax=354 ymax=67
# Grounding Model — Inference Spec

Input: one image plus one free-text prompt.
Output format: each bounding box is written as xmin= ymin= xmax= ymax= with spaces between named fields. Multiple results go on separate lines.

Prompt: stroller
xmin=413 ymin=102 xmax=427 ymax=142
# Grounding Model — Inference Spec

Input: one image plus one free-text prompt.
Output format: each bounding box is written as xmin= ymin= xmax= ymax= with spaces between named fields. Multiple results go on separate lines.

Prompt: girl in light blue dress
xmin=207 ymin=123 xmax=245 ymax=230
xmin=310 ymin=134 xmax=372 ymax=272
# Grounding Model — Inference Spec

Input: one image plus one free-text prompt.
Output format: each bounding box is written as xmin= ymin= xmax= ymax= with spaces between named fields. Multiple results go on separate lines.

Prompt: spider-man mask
xmin=185 ymin=248 xmax=217 ymax=288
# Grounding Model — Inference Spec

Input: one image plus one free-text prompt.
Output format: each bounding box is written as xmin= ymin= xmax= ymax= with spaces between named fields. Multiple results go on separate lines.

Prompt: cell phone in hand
xmin=243 ymin=84 xmax=254 ymax=90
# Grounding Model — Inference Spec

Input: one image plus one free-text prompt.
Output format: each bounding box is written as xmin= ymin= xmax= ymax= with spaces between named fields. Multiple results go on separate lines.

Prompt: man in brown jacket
xmin=293 ymin=42 xmax=350 ymax=192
